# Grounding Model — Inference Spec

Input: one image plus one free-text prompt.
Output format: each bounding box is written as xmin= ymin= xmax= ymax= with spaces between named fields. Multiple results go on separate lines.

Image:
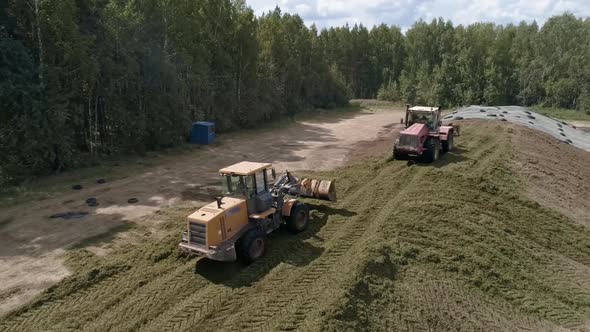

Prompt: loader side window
xmin=255 ymin=171 xmax=266 ymax=194
xmin=222 ymin=176 xmax=232 ymax=195
xmin=245 ymin=175 xmax=255 ymax=198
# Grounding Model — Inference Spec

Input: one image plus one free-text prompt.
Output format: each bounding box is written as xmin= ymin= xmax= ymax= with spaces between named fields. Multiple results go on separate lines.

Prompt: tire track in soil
xmin=0 ymin=122 xmax=506 ymax=332
xmin=1 ymin=268 xmax=133 ymax=332
xmin=81 ymin=263 xmax=207 ymax=332
xmin=3 ymin=123 xmax=530 ymax=331
xmin=190 ymin=168 xmax=424 ymax=332
xmin=1 ymin=251 xmax=198 ymax=331
xmin=274 ymin=170 xmax=427 ymax=332
xmin=139 ymin=163 xmax=411 ymax=332
xmin=394 ymin=271 xmax=562 ymax=332
xmin=139 ymin=228 xmax=329 ymax=331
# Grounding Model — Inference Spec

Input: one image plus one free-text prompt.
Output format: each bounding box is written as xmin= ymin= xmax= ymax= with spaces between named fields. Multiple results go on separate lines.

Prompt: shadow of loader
xmin=193 ymin=204 xmax=354 ymax=287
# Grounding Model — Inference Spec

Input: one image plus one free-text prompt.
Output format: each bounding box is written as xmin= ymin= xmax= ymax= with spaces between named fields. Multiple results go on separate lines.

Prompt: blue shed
xmin=190 ymin=121 xmax=215 ymax=144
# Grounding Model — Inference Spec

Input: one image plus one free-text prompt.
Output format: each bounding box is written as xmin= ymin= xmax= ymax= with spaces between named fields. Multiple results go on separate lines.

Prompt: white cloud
xmin=247 ymin=0 xmax=590 ymax=29
xmin=295 ymin=3 xmax=314 ymax=16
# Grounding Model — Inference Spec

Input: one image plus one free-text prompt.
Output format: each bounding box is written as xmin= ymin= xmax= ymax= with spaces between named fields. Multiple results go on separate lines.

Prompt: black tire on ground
xmin=239 ymin=229 xmax=266 ymax=263
xmin=442 ymin=132 xmax=454 ymax=153
xmin=393 ymin=148 xmax=408 ymax=160
xmin=286 ymin=202 xmax=309 ymax=234
xmin=422 ymin=138 xmax=440 ymax=163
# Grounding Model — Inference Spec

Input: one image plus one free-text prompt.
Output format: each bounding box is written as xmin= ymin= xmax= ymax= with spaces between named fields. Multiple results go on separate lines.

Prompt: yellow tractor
xmin=179 ymin=161 xmax=336 ymax=263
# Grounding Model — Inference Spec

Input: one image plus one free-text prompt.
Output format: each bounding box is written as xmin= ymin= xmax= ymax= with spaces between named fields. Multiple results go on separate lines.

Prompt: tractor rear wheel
xmin=422 ymin=138 xmax=440 ymax=163
xmin=239 ymin=229 xmax=266 ymax=263
xmin=286 ymin=202 xmax=309 ymax=234
xmin=442 ymin=132 xmax=454 ymax=153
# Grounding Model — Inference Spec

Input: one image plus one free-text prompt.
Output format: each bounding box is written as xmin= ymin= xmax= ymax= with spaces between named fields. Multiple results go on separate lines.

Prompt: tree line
xmin=334 ymin=15 xmax=590 ymax=110
xmin=1 ymin=0 xmax=589 ymax=184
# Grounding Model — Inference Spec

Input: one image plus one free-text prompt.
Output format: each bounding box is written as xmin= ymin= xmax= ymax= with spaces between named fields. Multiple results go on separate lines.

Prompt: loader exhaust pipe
xmin=298 ymin=178 xmax=337 ymax=202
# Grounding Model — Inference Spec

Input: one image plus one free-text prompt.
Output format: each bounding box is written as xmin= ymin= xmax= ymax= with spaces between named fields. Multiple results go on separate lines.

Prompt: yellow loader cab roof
xmin=219 ymin=161 xmax=272 ymax=176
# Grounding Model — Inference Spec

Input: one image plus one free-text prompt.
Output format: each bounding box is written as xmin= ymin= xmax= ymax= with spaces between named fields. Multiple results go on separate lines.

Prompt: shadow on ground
xmin=194 ymin=205 xmax=355 ymax=287
xmin=432 ymin=147 xmax=470 ymax=167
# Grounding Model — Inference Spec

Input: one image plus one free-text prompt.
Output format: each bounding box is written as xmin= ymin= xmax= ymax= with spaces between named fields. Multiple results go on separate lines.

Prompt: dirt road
xmin=0 ymin=108 xmax=404 ymax=316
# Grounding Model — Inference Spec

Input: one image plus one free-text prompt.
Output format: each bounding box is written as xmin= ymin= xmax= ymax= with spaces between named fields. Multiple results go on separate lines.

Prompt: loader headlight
xmin=181 ymin=231 xmax=188 ymax=242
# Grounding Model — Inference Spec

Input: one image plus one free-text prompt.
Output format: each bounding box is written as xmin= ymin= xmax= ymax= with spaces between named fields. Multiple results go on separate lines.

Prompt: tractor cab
xmin=405 ymin=106 xmax=441 ymax=131
xmin=394 ymin=105 xmax=455 ymax=163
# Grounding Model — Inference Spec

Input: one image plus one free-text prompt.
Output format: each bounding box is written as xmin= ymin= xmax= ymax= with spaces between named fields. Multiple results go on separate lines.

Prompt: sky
xmin=247 ymin=0 xmax=590 ymax=30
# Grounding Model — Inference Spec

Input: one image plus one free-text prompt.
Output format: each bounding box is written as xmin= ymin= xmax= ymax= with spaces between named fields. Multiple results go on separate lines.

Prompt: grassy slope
xmin=533 ymin=106 xmax=590 ymax=122
xmin=318 ymin=123 xmax=590 ymax=331
xmin=2 ymin=122 xmax=590 ymax=331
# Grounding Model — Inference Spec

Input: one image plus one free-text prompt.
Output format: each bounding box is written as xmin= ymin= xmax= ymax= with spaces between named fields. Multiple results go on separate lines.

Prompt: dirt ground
xmin=3 ymin=121 xmax=590 ymax=331
xmin=0 ymin=107 xmax=404 ymax=316
xmin=511 ymin=124 xmax=590 ymax=226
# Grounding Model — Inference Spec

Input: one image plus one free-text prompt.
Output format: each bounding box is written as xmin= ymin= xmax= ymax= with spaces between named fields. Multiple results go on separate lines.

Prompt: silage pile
xmin=444 ymin=106 xmax=590 ymax=152
xmin=3 ymin=122 xmax=590 ymax=331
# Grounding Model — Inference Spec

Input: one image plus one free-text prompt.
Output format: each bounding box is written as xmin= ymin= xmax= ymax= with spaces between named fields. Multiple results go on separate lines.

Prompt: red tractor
xmin=393 ymin=105 xmax=455 ymax=162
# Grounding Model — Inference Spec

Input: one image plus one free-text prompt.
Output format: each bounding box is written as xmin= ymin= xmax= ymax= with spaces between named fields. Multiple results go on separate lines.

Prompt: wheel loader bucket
xmin=298 ymin=178 xmax=337 ymax=202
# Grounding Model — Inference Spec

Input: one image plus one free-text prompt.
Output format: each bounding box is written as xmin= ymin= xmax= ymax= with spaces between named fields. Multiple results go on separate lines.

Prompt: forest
xmin=1 ymin=0 xmax=589 ymax=184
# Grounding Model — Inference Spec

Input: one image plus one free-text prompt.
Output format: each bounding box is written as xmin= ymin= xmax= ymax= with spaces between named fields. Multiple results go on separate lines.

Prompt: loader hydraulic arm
xmin=271 ymin=170 xmax=301 ymax=196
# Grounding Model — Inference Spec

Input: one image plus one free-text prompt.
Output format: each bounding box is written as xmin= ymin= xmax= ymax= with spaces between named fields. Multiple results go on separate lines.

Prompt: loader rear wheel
xmin=286 ymin=203 xmax=309 ymax=234
xmin=442 ymin=132 xmax=454 ymax=153
xmin=239 ymin=230 xmax=266 ymax=263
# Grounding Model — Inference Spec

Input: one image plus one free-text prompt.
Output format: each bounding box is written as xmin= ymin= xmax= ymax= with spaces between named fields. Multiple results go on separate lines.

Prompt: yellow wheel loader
xmin=179 ymin=161 xmax=336 ymax=263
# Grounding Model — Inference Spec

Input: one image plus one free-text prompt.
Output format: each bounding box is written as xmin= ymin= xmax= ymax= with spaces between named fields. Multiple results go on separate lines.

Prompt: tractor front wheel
xmin=239 ymin=229 xmax=266 ymax=263
xmin=442 ymin=132 xmax=454 ymax=153
xmin=393 ymin=147 xmax=408 ymax=160
xmin=422 ymin=138 xmax=441 ymax=163
xmin=286 ymin=202 xmax=309 ymax=234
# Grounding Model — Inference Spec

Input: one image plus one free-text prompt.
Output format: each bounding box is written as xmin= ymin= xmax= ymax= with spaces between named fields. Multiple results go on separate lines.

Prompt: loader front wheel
xmin=287 ymin=203 xmax=309 ymax=234
xmin=239 ymin=230 xmax=266 ymax=263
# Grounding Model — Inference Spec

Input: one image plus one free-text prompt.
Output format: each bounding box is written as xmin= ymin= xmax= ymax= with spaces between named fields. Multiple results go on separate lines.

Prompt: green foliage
xmin=0 ymin=27 xmax=47 ymax=184
xmin=533 ymin=106 xmax=590 ymax=122
xmin=363 ymin=15 xmax=589 ymax=111
xmin=1 ymin=2 xmax=589 ymax=185
xmin=0 ymin=1 xmax=348 ymax=184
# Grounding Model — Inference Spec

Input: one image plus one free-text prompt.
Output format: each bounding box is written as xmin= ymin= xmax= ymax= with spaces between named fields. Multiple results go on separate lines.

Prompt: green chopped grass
xmin=2 ymin=122 xmax=589 ymax=331
xmin=533 ymin=106 xmax=590 ymax=122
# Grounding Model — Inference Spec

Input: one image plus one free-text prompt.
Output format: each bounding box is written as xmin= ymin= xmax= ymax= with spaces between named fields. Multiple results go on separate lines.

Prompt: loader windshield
xmin=221 ymin=174 xmax=255 ymax=198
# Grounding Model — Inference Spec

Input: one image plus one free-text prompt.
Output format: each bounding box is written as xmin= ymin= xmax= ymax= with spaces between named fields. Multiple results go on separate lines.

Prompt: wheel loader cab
xmin=179 ymin=161 xmax=332 ymax=263
xmin=219 ymin=162 xmax=276 ymax=214
xmin=178 ymin=162 xmax=279 ymax=261
xmin=221 ymin=173 xmax=255 ymax=199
